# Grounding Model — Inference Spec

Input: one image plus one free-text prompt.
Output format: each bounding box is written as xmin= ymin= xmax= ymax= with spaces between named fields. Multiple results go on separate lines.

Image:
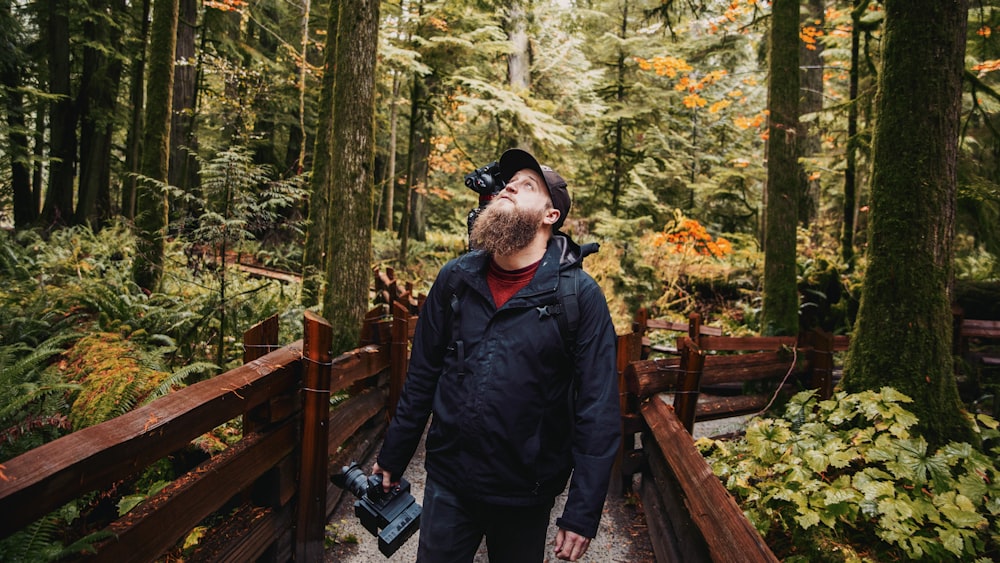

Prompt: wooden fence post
xmin=613 ymin=329 xmax=644 ymax=495
xmin=674 ymin=337 xmax=704 ymax=434
xmin=388 ymin=301 xmax=410 ymax=420
xmin=805 ymin=328 xmax=834 ymax=399
xmin=296 ymin=311 xmax=333 ymax=562
xmin=243 ymin=314 xmax=280 ymax=436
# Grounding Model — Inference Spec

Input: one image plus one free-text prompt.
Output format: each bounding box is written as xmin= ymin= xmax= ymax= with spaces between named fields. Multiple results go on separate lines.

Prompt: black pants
xmin=416 ymin=478 xmax=554 ymax=563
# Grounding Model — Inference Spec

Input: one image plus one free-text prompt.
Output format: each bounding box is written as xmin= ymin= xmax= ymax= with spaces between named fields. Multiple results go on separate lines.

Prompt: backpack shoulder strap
xmin=555 ymin=267 xmax=581 ymax=355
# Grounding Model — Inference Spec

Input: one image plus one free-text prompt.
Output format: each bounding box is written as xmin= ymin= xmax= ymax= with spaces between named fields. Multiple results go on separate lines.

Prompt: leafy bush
xmin=698 ymin=388 xmax=1000 ymax=561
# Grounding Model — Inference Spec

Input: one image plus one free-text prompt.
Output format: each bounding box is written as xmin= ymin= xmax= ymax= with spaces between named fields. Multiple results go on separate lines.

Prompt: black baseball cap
xmin=498 ymin=148 xmax=571 ymax=230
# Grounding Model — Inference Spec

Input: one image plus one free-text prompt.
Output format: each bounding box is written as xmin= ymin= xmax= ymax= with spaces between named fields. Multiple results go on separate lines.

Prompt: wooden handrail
xmin=0 ymin=341 xmax=303 ymax=535
xmin=641 ymin=398 xmax=778 ymax=563
xmin=0 ymin=309 xmax=400 ymax=560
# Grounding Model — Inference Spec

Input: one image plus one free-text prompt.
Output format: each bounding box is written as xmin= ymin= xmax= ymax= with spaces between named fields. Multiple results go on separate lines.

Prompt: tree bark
xmin=0 ymin=0 xmax=35 ymax=228
xmin=301 ymin=0 xmax=339 ymax=308
xmin=761 ymin=0 xmax=800 ymax=336
xmin=41 ymin=0 xmax=76 ymax=227
xmin=132 ymin=0 xmax=179 ymax=291
xmin=798 ymin=0 xmax=824 ymax=228
xmin=841 ymin=0 xmax=864 ymax=268
xmin=76 ymin=0 xmax=124 ymax=227
xmin=321 ymin=0 xmax=378 ymax=354
xmin=841 ymin=0 xmax=973 ymax=448
xmin=167 ymin=0 xmax=199 ymax=197
xmin=122 ymin=0 xmax=151 ymax=221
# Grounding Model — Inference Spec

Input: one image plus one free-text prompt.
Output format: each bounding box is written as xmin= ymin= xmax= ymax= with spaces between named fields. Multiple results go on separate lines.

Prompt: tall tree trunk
xmin=167 ymin=0 xmax=198 ymax=197
xmin=132 ymin=0 xmax=179 ymax=291
xmin=76 ymin=0 xmax=124 ymax=227
xmin=397 ymin=72 xmax=427 ymax=265
xmin=32 ymin=105 xmax=45 ymax=216
xmin=761 ymin=0 xmax=800 ymax=336
xmin=611 ymin=0 xmax=628 ymax=215
xmin=0 ymin=0 xmax=36 ymax=227
xmin=301 ymin=0 xmax=339 ymax=308
xmin=321 ymin=0 xmax=378 ymax=354
xmin=297 ymin=0 xmax=311 ymax=172
xmin=380 ymin=71 xmax=400 ymax=231
xmin=122 ymin=0 xmax=151 ymax=220
xmin=506 ymin=0 xmax=532 ymax=153
xmin=41 ymin=0 xmax=76 ymax=227
xmin=841 ymin=0 xmax=863 ymax=268
xmin=798 ymin=0 xmax=824 ymax=228
xmin=841 ymin=0 xmax=973 ymax=448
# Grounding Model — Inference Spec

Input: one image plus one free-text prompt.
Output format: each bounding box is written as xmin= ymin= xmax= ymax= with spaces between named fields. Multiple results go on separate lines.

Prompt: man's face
xmin=494 ymin=169 xmax=556 ymax=220
xmin=470 ymin=168 xmax=554 ymax=256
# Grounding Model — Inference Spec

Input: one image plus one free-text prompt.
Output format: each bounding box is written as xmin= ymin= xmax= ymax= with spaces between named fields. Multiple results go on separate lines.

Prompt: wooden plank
xmin=695 ymin=394 xmax=768 ymax=421
xmin=93 ymin=420 xmax=297 ymax=562
xmin=698 ymin=335 xmax=797 ymax=352
xmin=700 ymin=351 xmax=803 ymax=386
xmin=962 ymin=319 xmax=1000 ymax=338
xmin=328 ymin=386 xmax=387 ymax=452
xmin=188 ymin=503 xmax=293 ymax=563
xmin=640 ymin=431 xmax=712 ymax=563
xmin=641 ymin=398 xmax=778 ymax=563
xmin=0 ymin=342 xmax=303 ymax=536
xmin=624 ymin=358 xmax=680 ymax=397
xmin=329 ymin=344 xmax=391 ymax=395
xmin=297 ymin=311 xmax=333 ymax=562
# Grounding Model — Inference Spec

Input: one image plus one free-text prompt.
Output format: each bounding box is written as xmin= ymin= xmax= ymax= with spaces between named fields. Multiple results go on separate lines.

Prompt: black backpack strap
xmin=556 ymin=268 xmax=580 ymax=356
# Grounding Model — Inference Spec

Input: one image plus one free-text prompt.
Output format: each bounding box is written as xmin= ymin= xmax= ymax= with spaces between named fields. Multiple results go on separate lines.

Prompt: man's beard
xmin=470 ymin=201 xmax=545 ymax=256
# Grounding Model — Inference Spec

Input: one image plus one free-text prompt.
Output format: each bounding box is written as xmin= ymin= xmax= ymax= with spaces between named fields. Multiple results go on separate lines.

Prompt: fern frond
xmin=146 ymin=362 xmax=218 ymax=402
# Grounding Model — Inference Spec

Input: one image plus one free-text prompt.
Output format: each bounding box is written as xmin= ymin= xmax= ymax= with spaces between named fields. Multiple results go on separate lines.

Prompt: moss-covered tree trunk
xmin=841 ymin=0 xmax=973 ymax=448
xmin=301 ymin=0 xmax=339 ymax=308
xmin=761 ymin=0 xmax=799 ymax=336
xmin=131 ymin=0 xmax=178 ymax=292
xmin=321 ymin=0 xmax=377 ymax=354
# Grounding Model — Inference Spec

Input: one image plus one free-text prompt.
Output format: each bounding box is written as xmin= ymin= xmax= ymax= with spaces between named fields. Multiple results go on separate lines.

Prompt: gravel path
xmin=324 ymin=430 xmax=656 ymax=563
xmin=322 ymin=414 xmax=749 ymax=562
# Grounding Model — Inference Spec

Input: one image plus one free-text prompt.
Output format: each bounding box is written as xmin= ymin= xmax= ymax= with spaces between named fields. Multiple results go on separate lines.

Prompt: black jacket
xmin=377 ymin=234 xmax=621 ymax=539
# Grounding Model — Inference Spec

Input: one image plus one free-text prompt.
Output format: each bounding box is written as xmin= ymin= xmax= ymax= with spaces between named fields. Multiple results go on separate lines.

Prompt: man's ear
xmin=543 ymin=208 xmax=561 ymax=226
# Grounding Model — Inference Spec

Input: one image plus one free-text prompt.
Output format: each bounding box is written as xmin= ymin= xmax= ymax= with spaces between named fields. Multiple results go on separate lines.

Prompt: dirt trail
xmin=323 ymin=431 xmax=656 ymax=563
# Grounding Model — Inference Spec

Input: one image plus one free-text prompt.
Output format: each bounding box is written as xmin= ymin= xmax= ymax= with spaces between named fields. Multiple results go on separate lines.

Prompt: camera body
xmin=332 ymin=463 xmax=421 ymax=557
xmin=464 ymin=161 xmax=506 ymax=243
xmin=464 ymin=160 xmax=505 ymax=198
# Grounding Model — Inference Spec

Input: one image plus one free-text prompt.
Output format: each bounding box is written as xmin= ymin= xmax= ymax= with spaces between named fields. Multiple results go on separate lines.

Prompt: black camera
xmin=464 ymin=160 xmax=505 ymax=197
xmin=464 ymin=161 xmax=506 ymax=243
xmin=331 ymin=463 xmax=421 ymax=557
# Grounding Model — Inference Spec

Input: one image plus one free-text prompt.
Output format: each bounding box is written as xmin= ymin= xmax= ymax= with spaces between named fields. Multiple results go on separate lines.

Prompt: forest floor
xmin=323 ymin=416 xmax=750 ymax=562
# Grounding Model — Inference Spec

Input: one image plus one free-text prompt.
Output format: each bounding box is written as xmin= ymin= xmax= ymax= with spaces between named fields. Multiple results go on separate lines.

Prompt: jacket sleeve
xmin=376 ymin=262 xmax=454 ymax=478
xmin=555 ymin=274 xmax=622 ymax=538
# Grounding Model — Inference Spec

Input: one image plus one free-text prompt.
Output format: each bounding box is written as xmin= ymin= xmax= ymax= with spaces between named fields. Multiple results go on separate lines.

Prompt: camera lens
xmin=338 ymin=465 xmax=371 ymax=498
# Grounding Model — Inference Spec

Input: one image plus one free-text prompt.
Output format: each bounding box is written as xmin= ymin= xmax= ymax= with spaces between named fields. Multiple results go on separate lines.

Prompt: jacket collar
xmin=454 ymin=234 xmax=588 ymax=302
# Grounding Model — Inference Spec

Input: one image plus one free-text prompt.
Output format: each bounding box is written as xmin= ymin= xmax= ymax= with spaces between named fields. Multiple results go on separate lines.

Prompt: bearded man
xmin=374 ymin=149 xmax=620 ymax=562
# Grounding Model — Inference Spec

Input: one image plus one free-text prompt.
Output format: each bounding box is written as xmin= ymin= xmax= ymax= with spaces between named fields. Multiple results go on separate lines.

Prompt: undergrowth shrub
xmin=697 ymin=388 xmax=1000 ymax=561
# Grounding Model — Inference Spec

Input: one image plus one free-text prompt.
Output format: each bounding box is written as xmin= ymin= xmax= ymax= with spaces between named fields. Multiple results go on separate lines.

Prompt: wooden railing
xmin=0 ymin=304 xmax=417 ymax=561
xmin=618 ymin=312 xmax=850 ymax=563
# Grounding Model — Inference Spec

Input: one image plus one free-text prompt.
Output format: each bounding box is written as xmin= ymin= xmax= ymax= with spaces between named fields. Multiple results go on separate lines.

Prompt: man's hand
xmin=371 ymin=462 xmax=397 ymax=493
xmin=554 ymin=528 xmax=591 ymax=561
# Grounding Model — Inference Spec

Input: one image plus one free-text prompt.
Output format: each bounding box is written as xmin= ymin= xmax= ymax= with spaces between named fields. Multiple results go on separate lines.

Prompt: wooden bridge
xmin=1 ymin=269 xmax=994 ymax=561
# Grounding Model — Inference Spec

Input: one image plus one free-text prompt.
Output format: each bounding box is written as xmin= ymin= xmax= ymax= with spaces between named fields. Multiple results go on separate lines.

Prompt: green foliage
xmin=699 ymin=389 xmax=1000 ymax=561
